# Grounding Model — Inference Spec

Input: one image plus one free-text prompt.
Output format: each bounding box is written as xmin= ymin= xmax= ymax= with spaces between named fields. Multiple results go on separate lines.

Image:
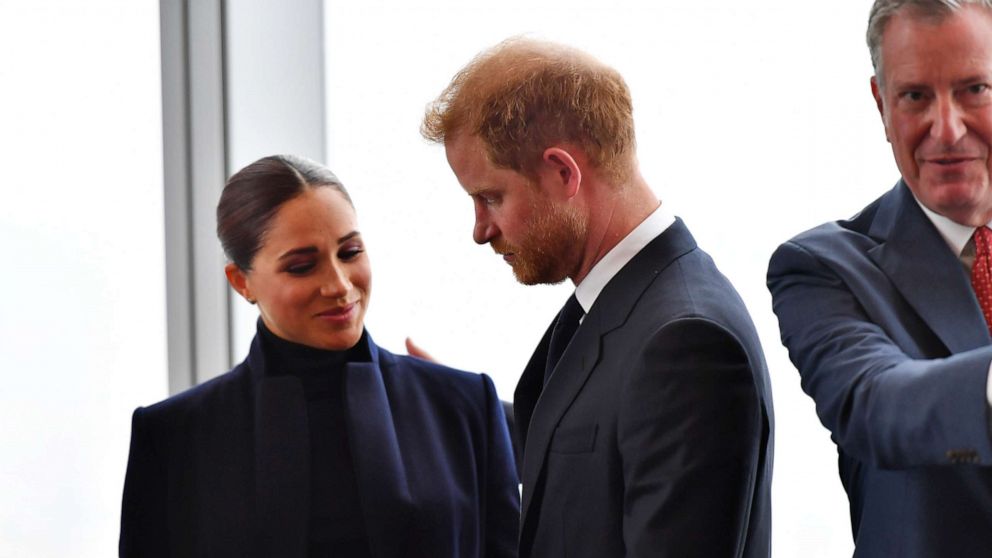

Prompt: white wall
xmin=0 ymin=2 xmax=166 ymax=556
xmin=324 ymin=1 xmax=892 ymax=555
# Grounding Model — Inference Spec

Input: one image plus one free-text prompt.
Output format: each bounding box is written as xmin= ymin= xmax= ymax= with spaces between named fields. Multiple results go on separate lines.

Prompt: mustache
xmin=491 ymin=239 xmax=513 ymax=255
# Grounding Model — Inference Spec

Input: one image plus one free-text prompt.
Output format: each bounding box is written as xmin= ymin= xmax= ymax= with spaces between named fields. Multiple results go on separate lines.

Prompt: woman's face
xmin=226 ymin=187 xmax=371 ymax=350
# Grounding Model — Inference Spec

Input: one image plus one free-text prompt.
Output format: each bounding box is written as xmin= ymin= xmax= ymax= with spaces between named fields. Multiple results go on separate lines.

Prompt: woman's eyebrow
xmin=277 ymin=246 xmax=318 ymax=260
xmin=338 ymin=231 xmax=360 ymax=244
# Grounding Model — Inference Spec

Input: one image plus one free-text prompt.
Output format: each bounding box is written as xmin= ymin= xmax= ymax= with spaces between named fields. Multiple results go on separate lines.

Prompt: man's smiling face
xmin=873 ymin=5 xmax=992 ymax=226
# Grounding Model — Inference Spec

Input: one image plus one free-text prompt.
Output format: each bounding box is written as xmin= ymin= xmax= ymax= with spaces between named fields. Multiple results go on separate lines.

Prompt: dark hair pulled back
xmin=216 ymin=154 xmax=352 ymax=270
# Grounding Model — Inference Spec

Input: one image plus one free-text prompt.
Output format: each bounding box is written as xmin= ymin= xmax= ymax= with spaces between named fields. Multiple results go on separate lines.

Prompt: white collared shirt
xmin=573 ymin=203 xmax=675 ymax=315
xmin=916 ymin=200 xmax=981 ymax=270
xmin=913 ymin=196 xmax=992 ymax=407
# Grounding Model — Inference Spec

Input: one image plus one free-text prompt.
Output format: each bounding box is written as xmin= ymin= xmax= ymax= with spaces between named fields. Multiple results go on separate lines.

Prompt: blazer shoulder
xmin=137 ymin=363 xmax=251 ymax=426
xmin=768 ymin=220 xmax=885 ymax=292
xmin=377 ymin=348 xmax=497 ymax=412
xmin=640 ymin=247 xmax=754 ymax=330
xmin=773 ymin=188 xmax=891 ymax=261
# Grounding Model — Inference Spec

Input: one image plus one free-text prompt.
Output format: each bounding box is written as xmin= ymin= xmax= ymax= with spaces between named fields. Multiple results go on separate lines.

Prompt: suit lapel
xmin=516 ymin=218 xmax=698 ymax=534
xmin=868 ymin=182 xmax=990 ymax=353
xmin=253 ymin=370 xmax=310 ymax=557
xmin=514 ymin=321 xmax=554 ymax=452
xmin=344 ymin=352 xmax=413 ymax=558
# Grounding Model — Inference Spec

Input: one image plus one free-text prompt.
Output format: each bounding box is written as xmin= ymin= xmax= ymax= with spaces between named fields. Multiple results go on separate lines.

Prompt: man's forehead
xmin=446 ymin=134 xmax=491 ymax=172
xmin=442 ymin=134 xmax=486 ymax=190
xmin=445 ymin=132 xmax=486 ymax=157
xmin=880 ymin=7 xmax=992 ymax=75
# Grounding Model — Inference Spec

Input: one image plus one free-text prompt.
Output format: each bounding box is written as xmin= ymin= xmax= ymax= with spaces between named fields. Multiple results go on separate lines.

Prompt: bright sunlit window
xmin=0 ymin=2 xmax=165 ymax=556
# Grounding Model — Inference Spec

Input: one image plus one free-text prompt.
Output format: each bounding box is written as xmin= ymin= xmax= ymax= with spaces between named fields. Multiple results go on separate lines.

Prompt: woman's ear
xmin=225 ymin=263 xmax=255 ymax=304
xmin=541 ymin=146 xmax=582 ymax=198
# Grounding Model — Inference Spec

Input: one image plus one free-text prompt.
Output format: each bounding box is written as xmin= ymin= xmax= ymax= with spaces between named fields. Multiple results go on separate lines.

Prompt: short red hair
xmin=422 ymin=37 xmax=636 ymax=183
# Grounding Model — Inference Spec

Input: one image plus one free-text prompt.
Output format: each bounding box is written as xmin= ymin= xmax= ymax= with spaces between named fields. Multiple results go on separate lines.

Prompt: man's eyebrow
xmin=886 ymin=77 xmax=928 ymax=90
xmin=955 ymin=74 xmax=992 ymax=87
xmin=890 ymin=74 xmax=992 ymax=90
xmin=466 ymin=187 xmax=495 ymax=197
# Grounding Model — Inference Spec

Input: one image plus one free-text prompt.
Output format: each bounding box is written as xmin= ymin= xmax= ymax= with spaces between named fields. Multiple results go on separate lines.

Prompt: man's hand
xmin=405 ymin=337 xmax=438 ymax=363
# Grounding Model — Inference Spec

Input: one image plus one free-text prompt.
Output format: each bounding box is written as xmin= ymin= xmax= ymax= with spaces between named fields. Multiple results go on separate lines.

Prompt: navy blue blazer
xmin=768 ymin=181 xmax=992 ymax=557
xmin=120 ymin=331 xmax=519 ymax=558
xmin=515 ymin=219 xmax=774 ymax=558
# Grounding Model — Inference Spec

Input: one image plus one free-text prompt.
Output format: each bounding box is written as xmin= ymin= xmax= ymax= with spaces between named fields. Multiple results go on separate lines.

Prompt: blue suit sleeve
xmin=120 ymin=407 xmax=169 ymax=558
xmin=768 ymin=240 xmax=992 ymax=468
xmin=480 ymin=374 xmax=520 ymax=558
xmin=618 ymin=318 xmax=763 ymax=558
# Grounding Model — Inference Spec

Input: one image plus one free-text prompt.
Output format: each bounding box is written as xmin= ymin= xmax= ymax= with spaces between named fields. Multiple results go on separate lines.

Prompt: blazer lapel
xmin=253 ymin=369 xmax=310 ymax=557
xmin=517 ymin=218 xmax=699 ymax=533
xmin=868 ymin=182 xmax=991 ymax=353
xmin=344 ymin=351 xmax=413 ymax=558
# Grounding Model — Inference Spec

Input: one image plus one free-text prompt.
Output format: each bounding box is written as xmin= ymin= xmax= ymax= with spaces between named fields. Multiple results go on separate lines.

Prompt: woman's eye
xmin=286 ymin=262 xmax=315 ymax=275
xmin=340 ymin=247 xmax=364 ymax=261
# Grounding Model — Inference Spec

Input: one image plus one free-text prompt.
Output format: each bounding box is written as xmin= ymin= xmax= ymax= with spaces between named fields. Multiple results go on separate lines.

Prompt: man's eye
xmin=900 ymin=91 xmax=925 ymax=102
xmin=968 ymin=83 xmax=990 ymax=95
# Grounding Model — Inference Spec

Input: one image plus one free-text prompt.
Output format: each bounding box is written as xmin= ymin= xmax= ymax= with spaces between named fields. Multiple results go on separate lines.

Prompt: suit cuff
xmin=988 ymin=360 xmax=992 ymax=408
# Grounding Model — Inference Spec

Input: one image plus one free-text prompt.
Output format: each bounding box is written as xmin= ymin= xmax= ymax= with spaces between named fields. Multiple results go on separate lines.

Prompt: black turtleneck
xmin=258 ymin=321 xmax=373 ymax=558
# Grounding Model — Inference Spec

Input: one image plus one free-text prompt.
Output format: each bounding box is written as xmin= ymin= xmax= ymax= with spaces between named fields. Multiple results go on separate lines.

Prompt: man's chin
xmin=916 ymin=179 xmax=992 ymax=225
xmin=511 ymin=263 xmax=568 ymax=286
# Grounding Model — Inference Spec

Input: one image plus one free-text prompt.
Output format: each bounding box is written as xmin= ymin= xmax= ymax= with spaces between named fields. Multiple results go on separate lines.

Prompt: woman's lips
xmin=315 ymin=303 xmax=357 ymax=323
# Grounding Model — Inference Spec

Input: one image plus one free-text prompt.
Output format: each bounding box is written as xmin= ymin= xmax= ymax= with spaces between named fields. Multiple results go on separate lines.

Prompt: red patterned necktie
xmin=971 ymin=226 xmax=992 ymax=335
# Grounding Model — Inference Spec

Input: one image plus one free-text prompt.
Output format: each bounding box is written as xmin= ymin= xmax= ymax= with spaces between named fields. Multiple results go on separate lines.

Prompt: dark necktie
xmin=972 ymin=226 xmax=992 ymax=336
xmin=545 ymin=294 xmax=584 ymax=383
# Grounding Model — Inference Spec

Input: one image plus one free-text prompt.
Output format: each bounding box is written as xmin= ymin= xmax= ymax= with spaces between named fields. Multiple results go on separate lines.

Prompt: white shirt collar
xmin=573 ymin=203 xmax=676 ymax=313
xmin=914 ymin=196 xmax=977 ymax=257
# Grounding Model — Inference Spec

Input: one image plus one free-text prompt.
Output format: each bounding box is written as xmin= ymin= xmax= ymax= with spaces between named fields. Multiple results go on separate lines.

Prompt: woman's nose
xmin=319 ymin=266 xmax=352 ymax=298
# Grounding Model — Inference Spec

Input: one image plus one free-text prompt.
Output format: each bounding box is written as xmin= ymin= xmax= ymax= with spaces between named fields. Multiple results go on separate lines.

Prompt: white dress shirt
xmin=914 ymin=198 xmax=992 ymax=407
xmin=573 ymin=203 xmax=675 ymax=315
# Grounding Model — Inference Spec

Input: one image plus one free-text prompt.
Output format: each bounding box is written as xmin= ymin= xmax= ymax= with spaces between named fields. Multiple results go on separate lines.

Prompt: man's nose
xmin=472 ymin=200 xmax=498 ymax=245
xmin=930 ymin=95 xmax=967 ymax=145
xmin=473 ymin=218 xmax=498 ymax=245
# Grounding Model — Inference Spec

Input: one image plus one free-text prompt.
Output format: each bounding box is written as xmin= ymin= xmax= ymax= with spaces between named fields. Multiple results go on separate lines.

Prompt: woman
xmin=120 ymin=155 xmax=519 ymax=558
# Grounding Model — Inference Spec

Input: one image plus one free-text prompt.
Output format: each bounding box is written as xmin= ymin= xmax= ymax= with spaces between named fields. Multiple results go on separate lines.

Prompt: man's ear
xmin=225 ymin=262 xmax=255 ymax=304
xmin=541 ymin=146 xmax=582 ymax=199
xmin=870 ymin=76 xmax=891 ymax=142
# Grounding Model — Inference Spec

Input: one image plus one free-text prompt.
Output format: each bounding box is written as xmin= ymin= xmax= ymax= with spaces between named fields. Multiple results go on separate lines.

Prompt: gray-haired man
xmin=769 ymin=1 xmax=992 ymax=555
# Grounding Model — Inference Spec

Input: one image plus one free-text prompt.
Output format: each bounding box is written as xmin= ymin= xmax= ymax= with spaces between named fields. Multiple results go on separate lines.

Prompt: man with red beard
xmin=423 ymin=38 xmax=773 ymax=558
xmin=767 ymin=1 xmax=992 ymax=556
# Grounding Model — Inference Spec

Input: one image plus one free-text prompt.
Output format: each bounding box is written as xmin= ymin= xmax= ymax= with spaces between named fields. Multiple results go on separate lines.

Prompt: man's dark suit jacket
xmin=514 ymin=219 xmax=774 ymax=558
xmin=119 ymin=332 xmax=519 ymax=558
xmin=768 ymin=181 xmax=992 ymax=557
